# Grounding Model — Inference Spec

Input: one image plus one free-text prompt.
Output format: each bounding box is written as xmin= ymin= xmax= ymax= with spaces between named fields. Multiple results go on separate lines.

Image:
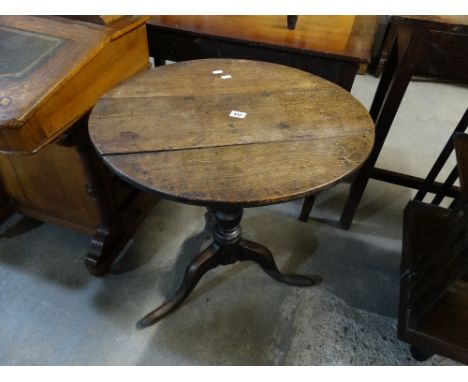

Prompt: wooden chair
xmin=300 ymin=16 xmax=468 ymax=229
xmin=414 ymin=109 xmax=468 ymax=207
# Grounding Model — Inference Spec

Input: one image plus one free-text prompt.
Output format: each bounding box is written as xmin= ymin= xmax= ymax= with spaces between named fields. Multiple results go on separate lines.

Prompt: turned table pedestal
xmin=88 ymin=59 xmax=374 ymax=327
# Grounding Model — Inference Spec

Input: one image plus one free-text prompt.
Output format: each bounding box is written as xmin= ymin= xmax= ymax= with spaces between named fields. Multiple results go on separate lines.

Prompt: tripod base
xmin=137 ymin=208 xmax=322 ymax=328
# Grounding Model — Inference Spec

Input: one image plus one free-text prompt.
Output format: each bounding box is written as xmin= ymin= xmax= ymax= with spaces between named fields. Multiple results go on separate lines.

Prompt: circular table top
xmin=89 ymin=59 xmax=374 ymax=208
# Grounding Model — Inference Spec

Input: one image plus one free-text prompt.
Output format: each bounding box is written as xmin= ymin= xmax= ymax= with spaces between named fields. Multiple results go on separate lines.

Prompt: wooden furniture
xmin=398 ymin=132 xmax=468 ymax=364
xmin=331 ymin=16 xmax=468 ymax=229
xmin=146 ymin=16 xmax=379 ymax=223
xmin=374 ymin=16 xmax=468 ymax=80
xmin=88 ymin=58 xmax=375 ymax=326
xmin=413 ymin=108 xmax=468 ymax=207
xmin=147 ymin=16 xmax=378 ymax=87
xmin=0 ymin=16 xmax=156 ymax=276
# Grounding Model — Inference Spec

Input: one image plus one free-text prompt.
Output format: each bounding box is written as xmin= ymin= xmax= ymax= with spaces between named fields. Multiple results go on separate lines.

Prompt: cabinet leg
xmin=85 ymin=225 xmax=126 ymax=276
xmin=339 ymin=172 xmax=371 ymax=230
xmin=410 ymin=345 xmax=434 ymax=362
xmin=153 ymin=57 xmax=166 ymax=67
xmin=0 ymin=201 xmax=14 ymax=225
xmin=85 ymin=191 xmax=157 ymax=277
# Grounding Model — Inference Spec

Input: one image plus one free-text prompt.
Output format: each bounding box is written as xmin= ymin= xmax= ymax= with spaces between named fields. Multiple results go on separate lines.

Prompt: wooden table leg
xmin=137 ymin=207 xmax=322 ymax=328
xmin=287 ymin=16 xmax=299 ymax=30
xmin=0 ymin=177 xmax=14 ymax=224
xmin=339 ymin=29 xmax=427 ymax=229
xmin=414 ymin=108 xmax=468 ymax=202
xmin=298 ymin=195 xmax=316 ymax=222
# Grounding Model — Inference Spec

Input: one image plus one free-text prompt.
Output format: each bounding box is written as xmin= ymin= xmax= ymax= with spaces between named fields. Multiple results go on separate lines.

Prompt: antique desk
xmin=0 ymin=16 xmax=156 ymax=275
xmin=88 ymin=59 xmax=374 ymax=327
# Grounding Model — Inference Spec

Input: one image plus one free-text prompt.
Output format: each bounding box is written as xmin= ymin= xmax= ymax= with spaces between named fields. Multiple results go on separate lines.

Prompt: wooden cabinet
xmin=0 ymin=16 xmax=157 ymax=275
xmin=399 ymin=133 xmax=468 ymax=364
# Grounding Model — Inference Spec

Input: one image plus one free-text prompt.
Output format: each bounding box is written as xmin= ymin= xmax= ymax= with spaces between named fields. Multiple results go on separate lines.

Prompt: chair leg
xmin=415 ymin=108 xmax=468 ymax=202
xmin=431 ymin=166 xmax=458 ymax=206
xmin=339 ymin=166 xmax=373 ymax=229
xmin=338 ymin=29 xmax=427 ymax=229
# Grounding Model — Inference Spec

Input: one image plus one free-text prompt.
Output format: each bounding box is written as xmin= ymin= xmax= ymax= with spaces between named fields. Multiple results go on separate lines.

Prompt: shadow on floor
xmin=88 ymin=204 xmax=319 ymax=329
xmin=0 ymin=214 xmax=90 ymax=289
xmin=0 ymin=216 xmax=44 ymax=239
xmin=137 ymin=300 xmax=286 ymax=365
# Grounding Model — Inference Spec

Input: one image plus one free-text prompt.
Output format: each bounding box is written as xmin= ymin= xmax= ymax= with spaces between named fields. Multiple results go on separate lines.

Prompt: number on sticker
xmin=229 ymin=111 xmax=247 ymax=119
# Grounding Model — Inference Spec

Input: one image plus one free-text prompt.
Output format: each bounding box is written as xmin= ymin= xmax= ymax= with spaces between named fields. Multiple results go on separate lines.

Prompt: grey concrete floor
xmin=1 ymin=74 xmax=467 ymax=365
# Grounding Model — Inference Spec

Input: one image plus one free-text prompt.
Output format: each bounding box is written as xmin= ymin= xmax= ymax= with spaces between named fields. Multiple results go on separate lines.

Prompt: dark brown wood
xmin=453 ymin=133 xmax=468 ymax=199
xmin=340 ymin=28 xmax=428 ymax=229
xmin=374 ymin=16 xmax=468 ymax=80
xmin=414 ymin=108 xmax=468 ymax=202
xmin=137 ymin=208 xmax=322 ymax=327
xmin=398 ymin=132 xmax=468 ymax=364
xmin=145 ymin=17 xmax=380 ymax=221
xmin=146 ymin=16 xmax=379 ymax=93
xmin=89 ymin=59 xmax=374 ymax=325
xmin=430 ymin=166 xmax=459 ymax=206
xmin=399 ymin=202 xmax=468 ymax=363
xmin=338 ymin=16 xmax=468 ymax=229
xmin=146 ymin=22 xmax=360 ymax=91
xmin=287 ymin=16 xmax=299 ymax=30
xmin=371 ymin=168 xmax=460 ymax=198
xmin=0 ymin=180 xmax=14 ymax=224
xmin=89 ymin=59 xmax=374 ymax=208
xmin=148 ymin=16 xmax=378 ymax=67
xmin=0 ymin=16 xmax=156 ymax=276
xmin=73 ymin=115 xmax=157 ymax=276
xmin=299 ymin=195 xmax=316 ymax=222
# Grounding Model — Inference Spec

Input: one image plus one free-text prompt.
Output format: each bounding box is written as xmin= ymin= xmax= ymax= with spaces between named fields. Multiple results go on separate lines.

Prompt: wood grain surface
xmin=89 ymin=59 xmax=374 ymax=207
xmin=394 ymin=15 xmax=468 ymax=34
xmin=148 ymin=16 xmax=378 ymax=64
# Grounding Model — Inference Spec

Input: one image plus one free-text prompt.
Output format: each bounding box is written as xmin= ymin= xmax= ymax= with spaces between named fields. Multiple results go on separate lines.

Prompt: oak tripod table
xmin=88 ymin=59 xmax=374 ymax=327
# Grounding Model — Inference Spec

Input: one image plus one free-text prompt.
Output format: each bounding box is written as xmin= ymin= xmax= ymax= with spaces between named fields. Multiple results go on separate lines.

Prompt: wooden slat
xmin=454 ymin=133 xmax=468 ymax=200
xmin=103 ymin=135 xmax=371 ymax=207
xmin=89 ymin=59 xmax=374 ymax=156
xmin=90 ymin=59 xmax=374 ymax=208
xmin=417 ymin=281 xmax=468 ymax=349
xmin=410 ymin=232 xmax=465 ymax=304
xmin=411 ymin=252 xmax=468 ymax=324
